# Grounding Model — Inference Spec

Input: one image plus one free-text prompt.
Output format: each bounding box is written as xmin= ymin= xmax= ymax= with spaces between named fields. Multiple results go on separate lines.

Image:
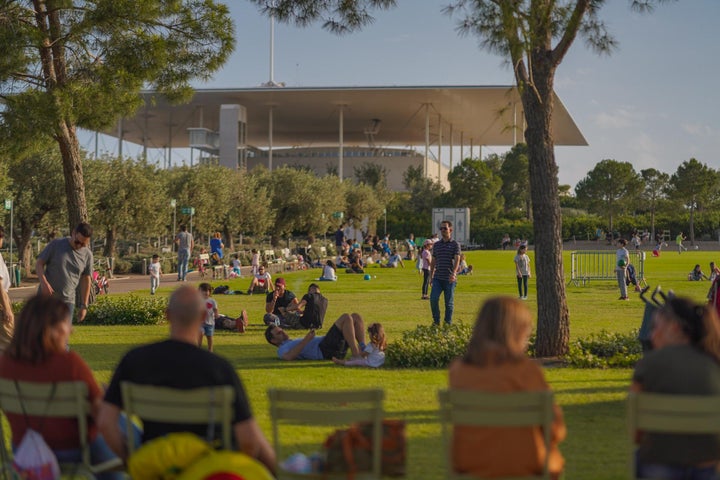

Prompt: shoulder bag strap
xmin=13 ymin=380 xmax=57 ymax=436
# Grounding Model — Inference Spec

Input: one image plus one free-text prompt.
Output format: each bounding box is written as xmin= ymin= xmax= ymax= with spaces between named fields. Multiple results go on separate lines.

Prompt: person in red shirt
xmin=0 ymin=295 xmax=124 ymax=479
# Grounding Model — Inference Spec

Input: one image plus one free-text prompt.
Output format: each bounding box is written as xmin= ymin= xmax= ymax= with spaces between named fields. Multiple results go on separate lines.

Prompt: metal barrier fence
xmin=569 ymin=250 xmax=646 ymax=286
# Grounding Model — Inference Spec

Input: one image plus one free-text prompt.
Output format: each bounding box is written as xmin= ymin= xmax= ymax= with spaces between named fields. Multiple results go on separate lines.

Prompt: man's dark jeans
xmin=430 ymin=278 xmax=456 ymax=325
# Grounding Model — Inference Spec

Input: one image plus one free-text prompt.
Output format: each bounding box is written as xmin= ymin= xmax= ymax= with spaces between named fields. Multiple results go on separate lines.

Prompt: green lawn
xmin=36 ymin=249 xmax=720 ymax=477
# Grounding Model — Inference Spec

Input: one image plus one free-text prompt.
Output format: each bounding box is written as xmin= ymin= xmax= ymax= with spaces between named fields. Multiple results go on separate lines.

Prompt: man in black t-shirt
xmin=285 ymin=283 xmax=329 ymax=329
xmin=263 ymin=277 xmax=300 ymax=327
xmin=97 ymin=286 xmax=275 ymax=472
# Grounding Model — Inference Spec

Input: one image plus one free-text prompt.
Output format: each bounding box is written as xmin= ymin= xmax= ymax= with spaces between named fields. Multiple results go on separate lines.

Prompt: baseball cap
xmin=275 ymin=277 xmax=286 ymax=286
xmin=423 ymin=239 xmax=433 ymax=246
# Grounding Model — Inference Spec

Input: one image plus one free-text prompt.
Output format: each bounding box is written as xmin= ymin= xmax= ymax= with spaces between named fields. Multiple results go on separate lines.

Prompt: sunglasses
xmin=440 ymin=227 xmax=449 ymax=231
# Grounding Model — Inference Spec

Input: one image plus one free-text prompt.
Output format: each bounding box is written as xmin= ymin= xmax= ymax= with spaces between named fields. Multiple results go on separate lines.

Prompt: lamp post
xmin=3 ymin=199 xmax=12 ymax=286
xmin=383 ymin=208 xmax=387 ymax=237
xmin=170 ymin=199 xmax=177 ymax=252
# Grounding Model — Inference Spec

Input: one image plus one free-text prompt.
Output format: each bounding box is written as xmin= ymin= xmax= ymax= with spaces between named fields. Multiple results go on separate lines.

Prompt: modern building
xmin=104 ymin=85 xmax=586 ymax=190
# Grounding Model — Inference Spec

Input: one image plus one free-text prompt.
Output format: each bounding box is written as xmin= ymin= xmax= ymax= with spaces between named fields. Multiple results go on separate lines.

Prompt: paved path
xmin=8 ymin=269 xmax=248 ymax=303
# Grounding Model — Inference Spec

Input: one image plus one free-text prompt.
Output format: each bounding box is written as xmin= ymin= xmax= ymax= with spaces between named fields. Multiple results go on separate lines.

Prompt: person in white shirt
xmin=332 ymin=323 xmax=386 ymax=368
xmin=148 ymin=254 xmax=162 ymax=295
xmin=247 ymin=266 xmax=272 ymax=295
xmin=320 ymin=260 xmax=337 ymax=281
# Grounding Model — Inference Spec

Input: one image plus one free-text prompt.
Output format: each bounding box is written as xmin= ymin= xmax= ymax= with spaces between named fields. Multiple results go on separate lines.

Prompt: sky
xmin=88 ymin=1 xmax=720 ymax=188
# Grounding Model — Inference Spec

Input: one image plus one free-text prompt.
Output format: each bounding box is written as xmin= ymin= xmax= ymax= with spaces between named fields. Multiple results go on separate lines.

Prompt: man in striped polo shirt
xmin=430 ymin=220 xmax=462 ymax=325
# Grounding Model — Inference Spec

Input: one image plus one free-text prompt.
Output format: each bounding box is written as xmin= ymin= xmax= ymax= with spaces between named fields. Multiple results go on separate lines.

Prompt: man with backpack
xmin=284 ymin=283 xmax=329 ymax=330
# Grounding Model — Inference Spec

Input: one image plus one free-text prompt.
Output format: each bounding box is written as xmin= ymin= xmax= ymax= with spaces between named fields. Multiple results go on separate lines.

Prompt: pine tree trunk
xmin=690 ymin=205 xmax=695 ymax=246
xmin=520 ymin=67 xmax=570 ymax=357
xmin=224 ymin=226 xmax=234 ymax=251
xmin=56 ymin=121 xmax=88 ymax=231
xmin=104 ymin=227 xmax=116 ymax=258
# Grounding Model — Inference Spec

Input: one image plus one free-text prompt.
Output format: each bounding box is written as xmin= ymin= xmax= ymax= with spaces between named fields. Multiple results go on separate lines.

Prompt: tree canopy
xmin=575 ymin=159 xmax=643 ymax=231
xmin=0 ymin=0 xmax=235 ymax=230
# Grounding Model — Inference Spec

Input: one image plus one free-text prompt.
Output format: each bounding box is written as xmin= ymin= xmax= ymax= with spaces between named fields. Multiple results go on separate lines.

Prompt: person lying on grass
xmin=264 ymin=313 xmax=366 ymax=361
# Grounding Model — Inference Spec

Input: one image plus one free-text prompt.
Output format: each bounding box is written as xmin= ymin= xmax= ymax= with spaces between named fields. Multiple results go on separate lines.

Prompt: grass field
xmin=25 ymin=248 xmax=720 ymax=477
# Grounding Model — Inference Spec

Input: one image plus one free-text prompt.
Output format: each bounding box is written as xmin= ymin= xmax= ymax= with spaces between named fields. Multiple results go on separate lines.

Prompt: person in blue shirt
xmin=265 ymin=313 xmax=367 ymax=361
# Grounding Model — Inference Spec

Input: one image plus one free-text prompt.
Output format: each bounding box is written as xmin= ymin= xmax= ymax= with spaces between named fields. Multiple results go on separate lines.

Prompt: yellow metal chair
xmin=627 ymin=391 xmax=720 ymax=479
xmin=438 ymin=389 xmax=554 ymax=480
xmin=268 ymin=388 xmax=384 ymax=480
xmin=0 ymin=379 xmax=122 ymax=479
xmin=120 ymin=382 xmax=235 ymax=455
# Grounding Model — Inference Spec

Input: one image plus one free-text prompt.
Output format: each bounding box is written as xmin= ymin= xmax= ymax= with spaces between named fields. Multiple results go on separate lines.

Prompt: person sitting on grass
xmin=247 ymin=265 xmax=272 ymax=295
xmin=320 ymin=260 xmax=337 ymax=281
xmin=263 ymin=277 xmax=299 ymax=327
xmin=448 ymin=296 xmax=566 ymax=479
xmin=284 ymin=284 xmax=329 ymax=330
xmin=458 ymin=254 xmax=473 ymax=275
xmin=631 ymin=296 xmax=720 ymax=479
xmin=380 ymin=250 xmax=405 ymax=268
xmin=332 ymin=322 xmax=386 ymax=368
xmin=264 ymin=313 xmax=366 ymax=361
xmin=688 ymin=264 xmax=709 ymax=281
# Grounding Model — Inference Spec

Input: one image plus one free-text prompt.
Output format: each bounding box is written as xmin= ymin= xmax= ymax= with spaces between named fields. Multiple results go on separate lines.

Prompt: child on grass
xmin=198 ymin=283 xmax=217 ymax=352
xmin=332 ymin=323 xmax=386 ymax=367
xmin=148 ymin=254 xmax=161 ymax=295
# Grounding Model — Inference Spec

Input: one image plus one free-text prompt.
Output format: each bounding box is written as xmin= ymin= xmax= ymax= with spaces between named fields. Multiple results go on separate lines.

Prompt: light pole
xmin=170 ymin=199 xmax=176 ymax=252
xmin=383 ymin=208 xmax=387 ymax=237
xmin=3 ymin=199 xmax=12 ymax=286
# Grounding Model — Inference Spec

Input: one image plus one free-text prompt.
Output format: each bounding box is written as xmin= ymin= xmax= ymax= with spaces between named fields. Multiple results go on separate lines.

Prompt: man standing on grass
xmin=98 ymin=286 xmax=276 ymax=472
xmin=36 ymin=222 xmax=94 ymax=323
xmin=430 ymin=220 xmax=461 ymax=326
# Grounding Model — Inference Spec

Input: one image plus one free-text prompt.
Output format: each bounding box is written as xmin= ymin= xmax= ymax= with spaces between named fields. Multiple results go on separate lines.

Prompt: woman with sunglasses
xmin=631 ymin=296 xmax=720 ymax=479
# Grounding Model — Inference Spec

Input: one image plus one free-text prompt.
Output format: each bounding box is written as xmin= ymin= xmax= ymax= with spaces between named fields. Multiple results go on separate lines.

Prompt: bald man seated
xmin=97 ymin=286 xmax=275 ymax=472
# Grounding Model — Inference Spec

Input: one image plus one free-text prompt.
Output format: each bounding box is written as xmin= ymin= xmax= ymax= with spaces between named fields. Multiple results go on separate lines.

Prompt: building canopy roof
xmin=116 ymin=85 xmax=587 ymax=150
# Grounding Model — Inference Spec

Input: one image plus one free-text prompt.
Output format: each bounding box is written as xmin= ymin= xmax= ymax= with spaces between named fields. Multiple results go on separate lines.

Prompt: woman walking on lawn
xmin=513 ymin=244 xmax=531 ymax=300
xmin=630 ymin=296 xmax=720 ymax=478
xmin=448 ymin=297 xmax=566 ymax=479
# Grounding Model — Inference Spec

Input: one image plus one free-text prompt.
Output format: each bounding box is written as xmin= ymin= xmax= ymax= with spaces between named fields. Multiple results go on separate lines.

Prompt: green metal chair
xmin=627 ymin=391 xmax=720 ymax=479
xmin=438 ymin=389 xmax=555 ymax=480
xmin=120 ymin=382 xmax=235 ymax=455
xmin=0 ymin=379 xmax=123 ymax=479
xmin=268 ymin=388 xmax=385 ymax=480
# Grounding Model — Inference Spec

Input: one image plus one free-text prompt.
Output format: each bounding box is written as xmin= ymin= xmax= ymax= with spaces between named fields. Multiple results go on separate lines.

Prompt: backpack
xmin=324 ymin=420 xmax=406 ymax=478
xmin=12 ymin=382 xmax=61 ymax=480
xmin=12 ymin=429 xmax=61 ymax=480
xmin=300 ymin=292 xmax=328 ymax=329
xmin=213 ymin=285 xmax=230 ymax=295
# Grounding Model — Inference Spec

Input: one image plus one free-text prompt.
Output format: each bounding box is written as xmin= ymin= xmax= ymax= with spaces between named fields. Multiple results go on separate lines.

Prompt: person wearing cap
xmin=263 ymin=277 xmax=299 ymax=327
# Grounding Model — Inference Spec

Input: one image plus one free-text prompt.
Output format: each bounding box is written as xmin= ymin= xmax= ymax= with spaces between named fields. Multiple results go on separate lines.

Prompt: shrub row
xmin=565 ymin=329 xmax=642 ymax=368
xmin=83 ymin=295 xmax=167 ymax=326
xmin=385 ymin=323 xmax=473 ymax=368
xmin=386 ymin=324 xmax=640 ymax=369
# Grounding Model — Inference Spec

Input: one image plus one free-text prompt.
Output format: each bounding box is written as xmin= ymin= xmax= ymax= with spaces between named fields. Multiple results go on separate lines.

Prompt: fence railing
xmin=569 ymin=250 xmax=646 ymax=287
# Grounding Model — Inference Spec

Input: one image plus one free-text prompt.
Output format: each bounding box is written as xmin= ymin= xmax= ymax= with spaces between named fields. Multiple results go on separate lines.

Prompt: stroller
xmin=625 ymin=264 xmax=642 ymax=292
xmin=638 ymin=286 xmax=673 ymax=353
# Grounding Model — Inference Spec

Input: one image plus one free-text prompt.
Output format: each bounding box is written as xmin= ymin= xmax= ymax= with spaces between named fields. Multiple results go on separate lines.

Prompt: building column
xmin=449 ymin=124 xmax=453 ymax=171
xmin=268 ymin=106 xmax=274 ymax=171
xmin=459 ymin=131 xmax=464 ymax=164
xmin=117 ymin=118 xmax=124 ymax=158
xmin=424 ymin=104 xmax=430 ymax=177
xmin=437 ymin=115 xmax=442 ymax=181
xmin=338 ymin=105 xmax=345 ymax=180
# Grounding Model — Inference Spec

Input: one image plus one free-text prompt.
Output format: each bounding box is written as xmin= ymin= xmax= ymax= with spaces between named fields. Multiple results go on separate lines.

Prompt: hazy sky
xmin=90 ymin=1 xmax=719 ymax=188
